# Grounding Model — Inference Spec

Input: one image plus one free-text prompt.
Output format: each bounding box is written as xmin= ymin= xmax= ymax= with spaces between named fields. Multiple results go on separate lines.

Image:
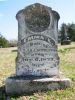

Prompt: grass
xmin=0 ymin=42 xmax=75 ymax=100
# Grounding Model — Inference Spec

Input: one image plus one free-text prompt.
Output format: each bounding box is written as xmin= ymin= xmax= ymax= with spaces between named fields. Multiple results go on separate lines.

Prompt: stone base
xmin=5 ymin=75 xmax=71 ymax=95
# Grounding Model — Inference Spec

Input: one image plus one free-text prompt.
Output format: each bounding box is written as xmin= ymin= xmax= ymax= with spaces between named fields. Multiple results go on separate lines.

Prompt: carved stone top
xmin=16 ymin=3 xmax=60 ymax=33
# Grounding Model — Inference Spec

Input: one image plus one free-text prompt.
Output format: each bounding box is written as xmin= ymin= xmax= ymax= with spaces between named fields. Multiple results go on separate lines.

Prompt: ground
xmin=0 ymin=42 xmax=75 ymax=100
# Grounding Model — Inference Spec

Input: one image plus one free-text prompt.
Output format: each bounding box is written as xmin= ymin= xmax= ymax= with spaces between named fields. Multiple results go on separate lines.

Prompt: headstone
xmin=61 ymin=24 xmax=71 ymax=45
xmin=16 ymin=3 xmax=60 ymax=77
xmin=5 ymin=3 xmax=71 ymax=95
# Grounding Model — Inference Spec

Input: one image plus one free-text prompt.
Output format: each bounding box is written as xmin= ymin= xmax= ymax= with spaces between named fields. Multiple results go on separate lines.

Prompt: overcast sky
xmin=0 ymin=0 xmax=75 ymax=40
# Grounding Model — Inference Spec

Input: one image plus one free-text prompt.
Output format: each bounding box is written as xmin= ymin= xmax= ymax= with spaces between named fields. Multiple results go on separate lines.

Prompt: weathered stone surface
xmin=16 ymin=3 xmax=60 ymax=76
xmin=6 ymin=76 xmax=71 ymax=95
xmin=5 ymin=3 xmax=71 ymax=95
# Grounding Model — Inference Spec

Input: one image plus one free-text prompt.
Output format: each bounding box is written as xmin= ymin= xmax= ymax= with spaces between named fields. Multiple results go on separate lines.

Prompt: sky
xmin=0 ymin=0 xmax=75 ymax=40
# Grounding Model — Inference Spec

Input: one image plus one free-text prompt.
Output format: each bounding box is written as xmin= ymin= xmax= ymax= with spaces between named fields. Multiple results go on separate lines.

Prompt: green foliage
xmin=59 ymin=23 xmax=65 ymax=41
xmin=0 ymin=33 xmax=17 ymax=48
xmin=58 ymin=48 xmax=70 ymax=55
xmin=46 ymin=86 xmax=75 ymax=100
xmin=59 ymin=23 xmax=75 ymax=41
xmin=9 ymin=40 xmax=17 ymax=47
xmin=29 ymin=96 xmax=37 ymax=100
xmin=10 ymin=98 xmax=16 ymax=100
xmin=0 ymin=34 xmax=9 ymax=48
xmin=67 ymin=23 xmax=75 ymax=41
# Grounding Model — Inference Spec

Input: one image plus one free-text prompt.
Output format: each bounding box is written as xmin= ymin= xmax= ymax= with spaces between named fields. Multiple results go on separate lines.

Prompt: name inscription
xmin=21 ymin=34 xmax=55 ymax=46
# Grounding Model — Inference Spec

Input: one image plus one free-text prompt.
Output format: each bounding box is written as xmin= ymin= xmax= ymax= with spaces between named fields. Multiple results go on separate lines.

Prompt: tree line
xmin=0 ymin=34 xmax=17 ymax=48
xmin=59 ymin=23 xmax=75 ymax=42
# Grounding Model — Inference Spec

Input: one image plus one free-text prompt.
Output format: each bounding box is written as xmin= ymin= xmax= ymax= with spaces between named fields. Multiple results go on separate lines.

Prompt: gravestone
xmin=16 ymin=3 xmax=59 ymax=76
xmin=5 ymin=3 xmax=71 ymax=95
xmin=61 ymin=24 xmax=71 ymax=45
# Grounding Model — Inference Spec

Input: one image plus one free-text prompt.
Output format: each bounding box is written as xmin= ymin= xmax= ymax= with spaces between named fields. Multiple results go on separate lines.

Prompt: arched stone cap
xmin=16 ymin=3 xmax=60 ymax=32
xmin=52 ymin=10 xmax=60 ymax=20
xmin=16 ymin=3 xmax=51 ymax=19
xmin=16 ymin=3 xmax=51 ymax=32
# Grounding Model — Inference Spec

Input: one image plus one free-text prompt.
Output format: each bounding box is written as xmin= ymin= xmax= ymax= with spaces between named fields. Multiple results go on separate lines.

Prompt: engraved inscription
xmin=18 ymin=34 xmax=58 ymax=73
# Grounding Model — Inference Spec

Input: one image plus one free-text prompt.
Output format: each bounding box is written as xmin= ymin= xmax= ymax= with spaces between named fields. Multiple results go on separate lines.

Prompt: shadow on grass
xmin=8 ymin=92 xmax=34 ymax=100
xmin=12 ymin=50 xmax=17 ymax=52
xmin=0 ymin=85 xmax=7 ymax=100
xmin=0 ymin=85 xmax=34 ymax=100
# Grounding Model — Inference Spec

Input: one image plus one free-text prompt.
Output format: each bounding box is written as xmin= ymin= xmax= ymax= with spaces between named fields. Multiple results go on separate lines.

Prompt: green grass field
xmin=0 ymin=43 xmax=75 ymax=100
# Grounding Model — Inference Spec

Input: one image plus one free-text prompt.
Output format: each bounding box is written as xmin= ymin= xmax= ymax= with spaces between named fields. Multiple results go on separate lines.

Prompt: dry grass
xmin=0 ymin=43 xmax=75 ymax=100
xmin=0 ymin=47 xmax=17 ymax=86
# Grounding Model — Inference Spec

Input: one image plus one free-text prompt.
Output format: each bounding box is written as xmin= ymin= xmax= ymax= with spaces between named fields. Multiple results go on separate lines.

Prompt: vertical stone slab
xmin=5 ymin=3 xmax=71 ymax=95
xmin=16 ymin=3 xmax=60 ymax=76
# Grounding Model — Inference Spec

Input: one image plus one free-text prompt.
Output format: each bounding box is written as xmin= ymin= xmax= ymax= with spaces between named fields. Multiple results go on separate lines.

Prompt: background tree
xmin=59 ymin=23 xmax=75 ymax=41
xmin=0 ymin=33 xmax=9 ymax=48
xmin=9 ymin=40 xmax=17 ymax=47
xmin=59 ymin=23 xmax=66 ymax=41
xmin=67 ymin=23 xmax=75 ymax=41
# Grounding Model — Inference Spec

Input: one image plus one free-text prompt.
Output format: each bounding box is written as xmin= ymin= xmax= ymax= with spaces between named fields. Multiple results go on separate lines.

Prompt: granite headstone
xmin=5 ymin=3 xmax=71 ymax=95
xmin=16 ymin=3 xmax=60 ymax=76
